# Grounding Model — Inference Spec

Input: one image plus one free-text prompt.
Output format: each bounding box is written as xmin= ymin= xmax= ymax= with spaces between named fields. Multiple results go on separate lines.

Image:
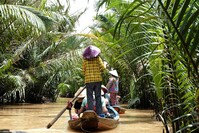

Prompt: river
xmin=0 ymin=98 xmax=163 ymax=133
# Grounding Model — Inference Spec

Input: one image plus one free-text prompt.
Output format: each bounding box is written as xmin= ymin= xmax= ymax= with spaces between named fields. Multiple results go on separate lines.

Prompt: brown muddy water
xmin=0 ymin=98 xmax=163 ymax=133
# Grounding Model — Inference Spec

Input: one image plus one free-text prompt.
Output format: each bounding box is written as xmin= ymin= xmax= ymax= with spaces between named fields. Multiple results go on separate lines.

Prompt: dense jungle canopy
xmin=0 ymin=0 xmax=199 ymax=132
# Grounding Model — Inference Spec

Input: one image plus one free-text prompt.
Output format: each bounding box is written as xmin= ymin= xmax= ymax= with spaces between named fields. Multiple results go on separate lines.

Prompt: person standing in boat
xmin=106 ymin=70 xmax=120 ymax=106
xmin=82 ymin=45 xmax=106 ymax=116
xmin=78 ymin=90 xmax=110 ymax=117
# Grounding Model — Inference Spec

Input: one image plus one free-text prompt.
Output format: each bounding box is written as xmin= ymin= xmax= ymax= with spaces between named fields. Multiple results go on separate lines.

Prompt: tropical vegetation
xmin=0 ymin=0 xmax=198 ymax=132
xmin=0 ymin=0 xmax=86 ymax=103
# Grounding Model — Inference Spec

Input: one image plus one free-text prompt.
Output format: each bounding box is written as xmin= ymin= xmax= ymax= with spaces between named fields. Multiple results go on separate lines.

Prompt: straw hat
xmin=82 ymin=45 xmax=101 ymax=59
xmin=109 ymin=70 xmax=119 ymax=77
xmin=75 ymin=87 xmax=86 ymax=98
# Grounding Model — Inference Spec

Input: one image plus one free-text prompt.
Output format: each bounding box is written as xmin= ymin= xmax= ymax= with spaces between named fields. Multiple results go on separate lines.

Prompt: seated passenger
xmin=73 ymin=87 xmax=86 ymax=114
xmin=101 ymin=85 xmax=110 ymax=105
xmin=78 ymin=90 xmax=109 ymax=117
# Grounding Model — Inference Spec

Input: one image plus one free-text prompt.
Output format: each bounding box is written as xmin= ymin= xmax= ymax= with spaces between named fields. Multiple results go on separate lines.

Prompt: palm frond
xmin=0 ymin=4 xmax=54 ymax=32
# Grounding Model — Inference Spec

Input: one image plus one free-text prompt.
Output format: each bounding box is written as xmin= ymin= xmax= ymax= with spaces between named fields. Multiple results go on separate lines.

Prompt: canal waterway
xmin=0 ymin=98 xmax=163 ymax=133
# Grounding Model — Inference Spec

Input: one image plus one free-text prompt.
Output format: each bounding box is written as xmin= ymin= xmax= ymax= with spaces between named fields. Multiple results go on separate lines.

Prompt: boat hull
xmin=68 ymin=110 xmax=119 ymax=131
xmin=113 ymin=105 xmax=126 ymax=114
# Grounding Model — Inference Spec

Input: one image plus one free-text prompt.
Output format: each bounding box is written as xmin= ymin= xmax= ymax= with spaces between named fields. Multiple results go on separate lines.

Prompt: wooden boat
xmin=112 ymin=105 xmax=126 ymax=114
xmin=68 ymin=110 xmax=119 ymax=131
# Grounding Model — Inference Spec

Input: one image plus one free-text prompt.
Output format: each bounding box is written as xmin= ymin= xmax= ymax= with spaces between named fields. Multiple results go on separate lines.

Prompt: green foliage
xmin=0 ymin=1 xmax=198 ymax=132
xmin=0 ymin=4 xmax=53 ymax=33
xmin=0 ymin=0 xmax=86 ymax=103
xmin=95 ymin=0 xmax=199 ymax=131
xmin=57 ymin=83 xmax=70 ymax=97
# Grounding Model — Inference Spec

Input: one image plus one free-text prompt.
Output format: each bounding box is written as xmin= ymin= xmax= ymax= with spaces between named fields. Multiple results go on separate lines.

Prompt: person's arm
xmin=101 ymin=97 xmax=108 ymax=113
xmin=102 ymin=106 xmax=108 ymax=114
xmin=98 ymin=57 xmax=106 ymax=71
xmin=78 ymin=98 xmax=86 ymax=116
xmin=106 ymin=78 xmax=114 ymax=89
xmin=82 ymin=60 xmax=85 ymax=75
xmin=78 ymin=107 xmax=84 ymax=116
xmin=75 ymin=109 xmax=78 ymax=114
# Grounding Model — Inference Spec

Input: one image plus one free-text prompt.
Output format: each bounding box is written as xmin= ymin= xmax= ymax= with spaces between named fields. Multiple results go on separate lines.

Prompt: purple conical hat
xmin=82 ymin=45 xmax=101 ymax=59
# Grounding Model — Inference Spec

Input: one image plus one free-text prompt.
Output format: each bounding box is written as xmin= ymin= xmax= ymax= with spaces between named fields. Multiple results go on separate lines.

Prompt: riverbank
xmin=0 ymin=98 xmax=163 ymax=133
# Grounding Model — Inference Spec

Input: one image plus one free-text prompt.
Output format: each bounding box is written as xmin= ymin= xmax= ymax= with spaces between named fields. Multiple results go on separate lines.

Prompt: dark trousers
xmin=86 ymin=82 xmax=102 ymax=115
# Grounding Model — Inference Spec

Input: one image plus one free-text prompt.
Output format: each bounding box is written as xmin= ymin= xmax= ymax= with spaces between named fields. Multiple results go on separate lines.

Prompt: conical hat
xmin=82 ymin=45 xmax=101 ymax=59
xmin=109 ymin=70 xmax=119 ymax=77
xmin=75 ymin=87 xmax=86 ymax=98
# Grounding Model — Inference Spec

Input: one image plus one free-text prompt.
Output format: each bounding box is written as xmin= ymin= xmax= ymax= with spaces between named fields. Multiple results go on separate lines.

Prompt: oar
xmin=46 ymin=86 xmax=86 ymax=129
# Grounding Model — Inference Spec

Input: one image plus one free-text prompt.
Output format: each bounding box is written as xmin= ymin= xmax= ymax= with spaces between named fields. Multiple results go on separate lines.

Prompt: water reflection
xmin=0 ymin=98 xmax=163 ymax=133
